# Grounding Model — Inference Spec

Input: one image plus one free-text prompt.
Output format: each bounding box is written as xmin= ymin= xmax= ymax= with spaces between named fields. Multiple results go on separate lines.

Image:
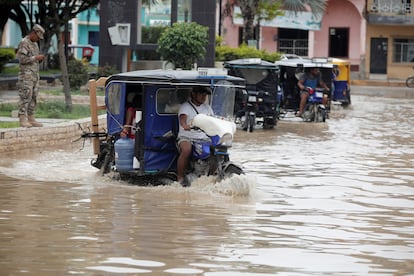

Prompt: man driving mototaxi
xmin=296 ymin=67 xmax=330 ymax=117
xmin=177 ymin=86 xmax=214 ymax=186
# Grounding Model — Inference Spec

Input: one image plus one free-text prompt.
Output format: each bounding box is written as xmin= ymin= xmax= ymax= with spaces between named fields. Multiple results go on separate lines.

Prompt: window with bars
xmin=393 ymin=38 xmax=414 ymax=62
xmin=278 ymin=39 xmax=308 ymax=57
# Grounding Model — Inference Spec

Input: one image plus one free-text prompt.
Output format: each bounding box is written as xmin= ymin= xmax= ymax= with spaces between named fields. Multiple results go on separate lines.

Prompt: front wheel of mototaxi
xmin=242 ymin=112 xmax=255 ymax=132
xmin=224 ymin=163 xmax=244 ymax=178
xmin=263 ymin=114 xmax=277 ymax=129
xmin=315 ymin=105 xmax=327 ymax=122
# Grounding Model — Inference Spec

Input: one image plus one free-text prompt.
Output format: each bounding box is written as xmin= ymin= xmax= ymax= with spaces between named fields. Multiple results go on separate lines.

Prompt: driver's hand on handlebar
xmin=182 ymin=121 xmax=192 ymax=131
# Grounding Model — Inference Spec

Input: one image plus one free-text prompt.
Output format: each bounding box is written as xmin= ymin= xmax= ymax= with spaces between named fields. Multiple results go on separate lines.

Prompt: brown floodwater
xmin=0 ymin=95 xmax=413 ymax=275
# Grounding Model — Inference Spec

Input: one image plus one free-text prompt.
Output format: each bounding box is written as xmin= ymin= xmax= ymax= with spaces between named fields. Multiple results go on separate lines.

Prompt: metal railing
xmin=368 ymin=0 xmax=413 ymax=15
xmin=278 ymin=39 xmax=308 ymax=57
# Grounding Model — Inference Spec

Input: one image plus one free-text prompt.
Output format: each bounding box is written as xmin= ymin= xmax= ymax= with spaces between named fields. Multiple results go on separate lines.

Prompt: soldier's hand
xmin=36 ymin=55 xmax=45 ymax=61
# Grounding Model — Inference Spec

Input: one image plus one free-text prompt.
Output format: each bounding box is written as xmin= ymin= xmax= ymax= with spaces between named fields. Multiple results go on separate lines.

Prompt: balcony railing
xmin=368 ymin=0 xmax=413 ymax=15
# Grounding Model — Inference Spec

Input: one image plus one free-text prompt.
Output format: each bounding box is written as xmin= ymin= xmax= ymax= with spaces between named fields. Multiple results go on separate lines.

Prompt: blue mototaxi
xmin=88 ymin=69 xmax=246 ymax=184
xmin=275 ymin=58 xmax=334 ymax=114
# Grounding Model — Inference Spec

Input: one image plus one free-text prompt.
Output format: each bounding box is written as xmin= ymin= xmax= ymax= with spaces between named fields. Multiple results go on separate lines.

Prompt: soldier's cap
xmin=33 ymin=24 xmax=45 ymax=40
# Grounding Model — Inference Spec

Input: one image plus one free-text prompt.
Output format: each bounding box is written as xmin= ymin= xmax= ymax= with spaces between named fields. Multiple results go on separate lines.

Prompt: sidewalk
xmin=0 ymin=84 xmax=104 ymax=125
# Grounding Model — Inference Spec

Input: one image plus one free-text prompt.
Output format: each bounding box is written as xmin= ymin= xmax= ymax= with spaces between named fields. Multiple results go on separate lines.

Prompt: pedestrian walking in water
xmin=16 ymin=24 xmax=45 ymax=127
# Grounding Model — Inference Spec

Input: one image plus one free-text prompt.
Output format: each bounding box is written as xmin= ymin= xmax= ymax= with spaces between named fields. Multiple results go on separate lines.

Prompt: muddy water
xmin=0 ymin=95 xmax=413 ymax=275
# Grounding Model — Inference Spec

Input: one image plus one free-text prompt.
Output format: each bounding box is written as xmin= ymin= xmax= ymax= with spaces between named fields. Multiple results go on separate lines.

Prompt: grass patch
xmin=0 ymin=65 xmax=61 ymax=75
xmin=36 ymin=101 xmax=100 ymax=119
xmin=0 ymin=121 xmax=19 ymax=128
xmin=0 ymin=101 xmax=104 ymax=120
xmin=39 ymin=87 xmax=104 ymax=96
xmin=0 ymin=103 xmax=15 ymax=116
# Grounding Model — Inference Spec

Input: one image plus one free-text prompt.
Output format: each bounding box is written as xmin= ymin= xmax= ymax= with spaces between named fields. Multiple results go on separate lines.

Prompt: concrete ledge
xmin=0 ymin=76 xmax=18 ymax=90
xmin=351 ymin=79 xmax=406 ymax=87
xmin=0 ymin=115 xmax=106 ymax=155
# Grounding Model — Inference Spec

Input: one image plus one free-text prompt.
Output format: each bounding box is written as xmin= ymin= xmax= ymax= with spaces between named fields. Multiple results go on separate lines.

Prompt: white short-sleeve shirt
xmin=178 ymin=101 xmax=213 ymax=140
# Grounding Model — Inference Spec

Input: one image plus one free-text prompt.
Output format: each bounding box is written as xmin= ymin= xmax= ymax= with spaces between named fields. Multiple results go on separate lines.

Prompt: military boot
xmin=28 ymin=115 xmax=43 ymax=127
xmin=19 ymin=115 xmax=32 ymax=128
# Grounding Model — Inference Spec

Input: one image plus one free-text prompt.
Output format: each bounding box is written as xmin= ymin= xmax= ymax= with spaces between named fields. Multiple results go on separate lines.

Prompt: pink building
xmin=221 ymin=0 xmax=366 ymax=77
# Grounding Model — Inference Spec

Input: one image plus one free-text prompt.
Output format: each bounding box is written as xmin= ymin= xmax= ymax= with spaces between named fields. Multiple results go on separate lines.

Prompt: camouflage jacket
xmin=17 ymin=36 xmax=40 ymax=77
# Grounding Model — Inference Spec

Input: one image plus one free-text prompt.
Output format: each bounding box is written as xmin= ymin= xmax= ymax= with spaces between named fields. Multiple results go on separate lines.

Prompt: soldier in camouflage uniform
xmin=16 ymin=24 xmax=45 ymax=127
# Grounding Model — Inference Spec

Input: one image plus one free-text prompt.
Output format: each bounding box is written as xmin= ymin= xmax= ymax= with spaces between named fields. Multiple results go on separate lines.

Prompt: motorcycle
xmin=235 ymin=89 xmax=256 ymax=132
xmin=83 ymin=68 xmax=246 ymax=186
xmin=302 ymin=87 xmax=328 ymax=122
xmin=182 ymin=114 xmax=243 ymax=185
xmin=224 ymin=58 xmax=280 ymax=131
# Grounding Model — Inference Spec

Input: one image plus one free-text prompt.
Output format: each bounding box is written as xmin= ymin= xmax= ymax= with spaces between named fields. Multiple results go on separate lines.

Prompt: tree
xmin=224 ymin=0 xmax=328 ymax=45
xmin=157 ymin=22 xmax=209 ymax=70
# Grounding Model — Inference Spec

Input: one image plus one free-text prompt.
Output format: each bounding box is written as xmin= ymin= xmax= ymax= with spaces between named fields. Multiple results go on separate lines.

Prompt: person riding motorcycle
xmin=296 ymin=67 xmax=330 ymax=117
xmin=177 ymin=86 xmax=214 ymax=186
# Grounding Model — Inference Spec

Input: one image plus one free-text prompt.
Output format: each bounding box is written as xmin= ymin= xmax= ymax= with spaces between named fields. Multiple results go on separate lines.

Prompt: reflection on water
xmin=0 ymin=95 xmax=413 ymax=275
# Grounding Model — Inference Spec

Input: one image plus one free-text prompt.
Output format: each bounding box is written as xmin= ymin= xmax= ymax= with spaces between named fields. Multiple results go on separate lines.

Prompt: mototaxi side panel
xmin=105 ymin=82 xmax=127 ymax=136
xmin=330 ymin=58 xmax=351 ymax=106
xmin=142 ymin=85 xmax=180 ymax=174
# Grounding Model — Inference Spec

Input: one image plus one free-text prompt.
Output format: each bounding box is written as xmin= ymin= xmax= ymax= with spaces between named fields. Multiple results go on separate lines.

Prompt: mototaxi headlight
xmin=258 ymin=97 xmax=264 ymax=102
xmin=219 ymin=133 xmax=233 ymax=147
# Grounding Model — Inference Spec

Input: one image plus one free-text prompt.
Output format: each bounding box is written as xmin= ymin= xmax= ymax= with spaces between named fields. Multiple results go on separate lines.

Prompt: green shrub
xmin=97 ymin=63 xmax=119 ymax=78
xmin=215 ymin=44 xmax=282 ymax=63
xmin=68 ymin=59 xmax=88 ymax=89
xmin=157 ymin=22 xmax=208 ymax=70
xmin=0 ymin=47 xmax=16 ymax=73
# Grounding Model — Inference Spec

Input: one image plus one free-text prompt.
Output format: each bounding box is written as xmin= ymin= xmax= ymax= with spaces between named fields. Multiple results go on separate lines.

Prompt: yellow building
xmin=365 ymin=0 xmax=414 ymax=80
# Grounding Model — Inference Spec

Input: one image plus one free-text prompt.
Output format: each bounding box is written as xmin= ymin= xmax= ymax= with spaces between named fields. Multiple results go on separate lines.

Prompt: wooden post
xmin=88 ymin=79 xmax=100 ymax=154
xmin=88 ymin=77 xmax=107 ymax=154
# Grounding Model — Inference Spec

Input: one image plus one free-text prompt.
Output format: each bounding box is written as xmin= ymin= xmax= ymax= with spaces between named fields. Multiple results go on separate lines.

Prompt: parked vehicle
xmin=276 ymin=57 xmax=334 ymax=122
xmin=330 ymin=58 xmax=351 ymax=106
xmin=83 ymin=68 xmax=246 ymax=186
xmin=406 ymin=66 xmax=414 ymax=88
xmin=223 ymin=58 xmax=280 ymax=131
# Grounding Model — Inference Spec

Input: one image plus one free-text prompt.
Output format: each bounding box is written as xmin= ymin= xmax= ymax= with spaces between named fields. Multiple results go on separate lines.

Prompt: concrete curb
xmin=351 ymin=80 xmax=406 ymax=87
xmin=0 ymin=115 xmax=107 ymax=155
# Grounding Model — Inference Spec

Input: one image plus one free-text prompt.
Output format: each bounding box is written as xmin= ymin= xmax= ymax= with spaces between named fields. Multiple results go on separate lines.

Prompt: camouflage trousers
xmin=17 ymin=73 xmax=40 ymax=116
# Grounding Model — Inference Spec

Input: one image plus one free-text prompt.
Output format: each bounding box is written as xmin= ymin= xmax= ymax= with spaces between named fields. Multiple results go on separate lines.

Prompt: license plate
xmin=315 ymin=92 xmax=323 ymax=98
xmin=248 ymin=96 xmax=256 ymax=102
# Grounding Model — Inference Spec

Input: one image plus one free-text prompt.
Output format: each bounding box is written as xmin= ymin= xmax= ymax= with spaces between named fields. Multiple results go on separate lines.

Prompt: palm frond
xmin=282 ymin=0 xmax=327 ymax=15
xmin=282 ymin=0 xmax=307 ymax=12
xmin=305 ymin=0 xmax=327 ymax=15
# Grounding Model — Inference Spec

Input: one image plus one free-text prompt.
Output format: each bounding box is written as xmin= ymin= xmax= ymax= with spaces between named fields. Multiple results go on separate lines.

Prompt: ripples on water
xmin=0 ymin=95 xmax=413 ymax=275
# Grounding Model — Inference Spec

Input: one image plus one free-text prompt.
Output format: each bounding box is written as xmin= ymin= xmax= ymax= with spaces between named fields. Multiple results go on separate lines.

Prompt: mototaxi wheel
xmin=248 ymin=114 xmax=255 ymax=132
xmin=262 ymin=115 xmax=276 ymax=129
xmin=224 ymin=163 xmax=244 ymax=178
xmin=243 ymin=113 xmax=255 ymax=132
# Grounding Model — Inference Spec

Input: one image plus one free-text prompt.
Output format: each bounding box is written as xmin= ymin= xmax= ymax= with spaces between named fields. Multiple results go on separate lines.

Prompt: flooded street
xmin=0 ymin=94 xmax=413 ymax=275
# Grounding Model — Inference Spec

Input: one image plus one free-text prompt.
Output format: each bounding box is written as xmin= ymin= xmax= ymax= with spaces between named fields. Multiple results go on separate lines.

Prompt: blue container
xmin=114 ymin=138 xmax=135 ymax=172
